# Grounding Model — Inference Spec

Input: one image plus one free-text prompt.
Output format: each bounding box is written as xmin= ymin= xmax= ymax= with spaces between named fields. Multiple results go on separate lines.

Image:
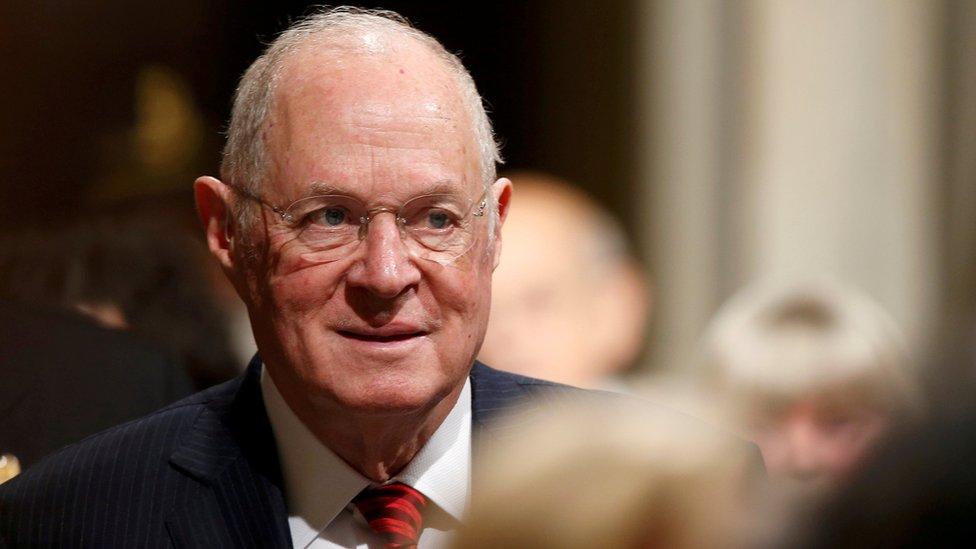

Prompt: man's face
xmin=747 ymin=393 xmax=890 ymax=490
xmin=234 ymin=46 xmax=503 ymax=417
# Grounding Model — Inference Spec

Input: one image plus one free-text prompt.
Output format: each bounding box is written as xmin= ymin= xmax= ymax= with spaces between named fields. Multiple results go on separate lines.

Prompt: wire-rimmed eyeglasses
xmin=228 ymin=184 xmax=490 ymax=264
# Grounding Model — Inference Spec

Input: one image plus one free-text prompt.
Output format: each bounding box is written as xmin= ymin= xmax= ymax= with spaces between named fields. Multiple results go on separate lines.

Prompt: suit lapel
xmin=166 ymin=357 xmax=292 ymax=548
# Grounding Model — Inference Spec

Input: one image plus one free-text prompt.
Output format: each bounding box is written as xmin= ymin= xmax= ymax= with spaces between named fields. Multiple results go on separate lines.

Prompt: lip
xmin=335 ymin=324 xmax=429 ymax=346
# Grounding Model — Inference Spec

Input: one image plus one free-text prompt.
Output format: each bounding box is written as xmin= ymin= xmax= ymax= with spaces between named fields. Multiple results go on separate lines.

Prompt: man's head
xmin=478 ymin=172 xmax=648 ymax=389
xmin=700 ymin=281 xmax=922 ymax=491
xmin=195 ymin=8 xmax=511 ymax=424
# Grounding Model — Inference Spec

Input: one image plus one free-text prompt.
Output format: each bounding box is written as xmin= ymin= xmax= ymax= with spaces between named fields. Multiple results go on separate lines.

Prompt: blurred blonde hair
xmin=454 ymin=397 xmax=755 ymax=549
xmin=700 ymin=281 xmax=922 ymax=416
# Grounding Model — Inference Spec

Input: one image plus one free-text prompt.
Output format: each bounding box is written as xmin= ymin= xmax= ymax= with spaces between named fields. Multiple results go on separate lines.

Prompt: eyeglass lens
xmin=279 ymin=193 xmax=486 ymax=264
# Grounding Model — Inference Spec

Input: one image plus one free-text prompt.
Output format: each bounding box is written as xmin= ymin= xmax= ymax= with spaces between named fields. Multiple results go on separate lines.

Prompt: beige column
xmin=638 ymin=0 xmax=727 ymax=373
xmin=638 ymin=0 xmax=941 ymax=372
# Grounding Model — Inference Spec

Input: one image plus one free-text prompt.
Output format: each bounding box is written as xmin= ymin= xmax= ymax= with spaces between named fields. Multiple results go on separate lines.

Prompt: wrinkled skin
xmin=196 ymin=39 xmax=511 ymax=479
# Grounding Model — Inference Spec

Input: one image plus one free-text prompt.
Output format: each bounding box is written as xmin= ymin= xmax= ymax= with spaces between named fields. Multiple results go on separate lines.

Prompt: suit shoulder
xmin=469 ymin=361 xmax=617 ymax=426
xmin=0 ymin=379 xmax=247 ymax=545
xmin=1 ymin=403 xmax=194 ymax=498
xmin=470 ymin=361 xmax=584 ymax=391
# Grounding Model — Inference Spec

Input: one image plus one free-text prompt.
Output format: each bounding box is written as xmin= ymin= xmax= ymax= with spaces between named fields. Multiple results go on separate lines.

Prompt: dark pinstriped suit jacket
xmin=0 ymin=357 xmax=576 ymax=547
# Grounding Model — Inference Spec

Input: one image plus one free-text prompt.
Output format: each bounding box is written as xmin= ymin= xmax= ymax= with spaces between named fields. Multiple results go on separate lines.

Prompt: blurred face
xmin=481 ymin=204 xmax=590 ymax=382
xmin=479 ymin=190 xmax=645 ymax=388
xmin=234 ymin=46 xmax=505 ymax=417
xmin=747 ymin=393 xmax=890 ymax=490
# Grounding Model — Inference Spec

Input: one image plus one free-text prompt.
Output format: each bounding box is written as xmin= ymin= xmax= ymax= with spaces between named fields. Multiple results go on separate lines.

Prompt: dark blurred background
xmin=0 ymin=1 xmax=638 ymax=235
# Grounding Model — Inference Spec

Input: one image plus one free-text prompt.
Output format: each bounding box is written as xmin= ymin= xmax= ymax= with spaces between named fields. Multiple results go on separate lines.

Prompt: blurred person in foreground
xmin=0 ymin=7 xmax=687 ymax=547
xmin=698 ymin=281 xmax=923 ymax=496
xmin=478 ymin=172 xmax=648 ymax=390
xmin=453 ymin=396 xmax=758 ymax=549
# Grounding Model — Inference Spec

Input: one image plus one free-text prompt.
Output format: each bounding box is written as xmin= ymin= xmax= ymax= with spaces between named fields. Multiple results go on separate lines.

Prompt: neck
xmin=273 ymin=374 xmax=465 ymax=483
xmin=314 ymin=407 xmax=453 ymax=482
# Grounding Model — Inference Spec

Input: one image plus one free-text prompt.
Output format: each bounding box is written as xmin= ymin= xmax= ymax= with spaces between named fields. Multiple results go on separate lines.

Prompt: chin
xmin=320 ymin=372 xmax=455 ymax=417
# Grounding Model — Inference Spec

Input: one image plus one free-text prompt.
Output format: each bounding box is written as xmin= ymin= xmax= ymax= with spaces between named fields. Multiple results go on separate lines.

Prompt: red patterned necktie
xmin=352 ymin=482 xmax=428 ymax=549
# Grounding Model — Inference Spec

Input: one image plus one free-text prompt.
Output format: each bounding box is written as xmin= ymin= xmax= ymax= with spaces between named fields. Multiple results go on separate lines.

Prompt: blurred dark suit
xmin=0 ymin=300 xmax=192 ymax=469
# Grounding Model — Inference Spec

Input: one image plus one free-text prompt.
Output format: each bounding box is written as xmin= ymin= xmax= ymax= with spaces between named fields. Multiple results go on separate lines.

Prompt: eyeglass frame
xmin=224 ymin=181 xmax=491 ymax=257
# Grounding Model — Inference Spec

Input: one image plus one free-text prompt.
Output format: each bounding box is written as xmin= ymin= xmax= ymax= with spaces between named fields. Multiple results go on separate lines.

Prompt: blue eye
xmin=427 ymin=211 xmax=450 ymax=229
xmin=316 ymin=208 xmax=347 ymax=226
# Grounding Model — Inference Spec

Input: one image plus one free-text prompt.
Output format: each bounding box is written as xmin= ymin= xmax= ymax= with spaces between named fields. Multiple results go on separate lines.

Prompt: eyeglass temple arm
xmin=227 ymin=183 xmax=292 ymax=222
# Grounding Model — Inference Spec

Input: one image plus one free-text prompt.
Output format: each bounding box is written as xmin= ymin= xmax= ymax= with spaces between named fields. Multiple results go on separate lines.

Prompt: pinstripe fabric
xmin=469 ymin=360 xmax=588 ymax=441
xmin=0 ymin=355 xmax=291 ymax=548
xmin=0 ymin=358 xmax=570 ymax=547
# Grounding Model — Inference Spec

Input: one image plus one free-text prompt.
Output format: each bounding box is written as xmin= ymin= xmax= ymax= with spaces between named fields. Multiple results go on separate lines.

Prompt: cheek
xmin=264 ymin=257 xmax=346 ymax=317
xmin=424 ymin=247 xmax=491 ymax=301
xmin=421 ymin=262 xmax=492 ymax=340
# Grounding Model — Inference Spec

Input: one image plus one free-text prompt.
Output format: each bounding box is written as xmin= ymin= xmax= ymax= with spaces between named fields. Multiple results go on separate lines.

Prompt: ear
xmin=194 ymin=176 xmax=237 ymax=272
xmin=490 ymin=177 xmax=513 ymax=270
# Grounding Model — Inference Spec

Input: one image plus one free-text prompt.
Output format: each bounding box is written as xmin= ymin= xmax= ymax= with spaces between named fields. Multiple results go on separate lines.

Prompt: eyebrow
xmin=305 ymin=182 xmax=344 ymax=196
xmin=300 ymin=179 xmax=470 ymax=200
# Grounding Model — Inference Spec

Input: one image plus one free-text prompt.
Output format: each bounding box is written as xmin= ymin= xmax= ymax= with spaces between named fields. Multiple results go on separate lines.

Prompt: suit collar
xmin=168 ymin=356 xmax=280 ymax=482
xmin=166 ymin=355 xmax=292 ymax=547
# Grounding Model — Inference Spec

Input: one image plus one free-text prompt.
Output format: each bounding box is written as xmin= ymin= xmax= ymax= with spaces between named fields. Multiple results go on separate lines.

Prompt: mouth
xmin=336 ymin=330 xmax=428 ymax=343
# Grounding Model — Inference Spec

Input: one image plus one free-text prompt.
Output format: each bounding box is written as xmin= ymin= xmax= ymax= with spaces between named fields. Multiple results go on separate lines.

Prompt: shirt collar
xmin=261 ymin=366 xmax=471 ymax=548
xmin=395 ymin=376 xmax=472 ymax=522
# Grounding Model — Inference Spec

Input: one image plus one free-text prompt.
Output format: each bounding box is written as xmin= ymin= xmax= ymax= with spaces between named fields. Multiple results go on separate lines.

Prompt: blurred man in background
xmin=786 ymin=408 xmax=976 ymax=547
xmin=0 ymin=211 xmax=235 ymax=478
xmin=0 ymin=299 xmax=190 ymax=472
xmin=0 ymin=211 xmax=240 ymax=389
xmin=698 ymin=281 xmax=923 ymax=493
xmin=479 ymin=172 xmax=648 ymax=390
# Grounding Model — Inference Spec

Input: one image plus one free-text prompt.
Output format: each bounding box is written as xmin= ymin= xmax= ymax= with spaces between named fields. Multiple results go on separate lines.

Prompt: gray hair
xmin=220 ymin=6 xmax=502 ymax=235
xmin=700 ymin=280 xmax=922 ymax=415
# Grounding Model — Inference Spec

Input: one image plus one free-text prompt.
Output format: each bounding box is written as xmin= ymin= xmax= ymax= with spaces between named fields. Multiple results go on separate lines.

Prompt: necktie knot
xmin=353 ymin=482 xmax=428 ymax=549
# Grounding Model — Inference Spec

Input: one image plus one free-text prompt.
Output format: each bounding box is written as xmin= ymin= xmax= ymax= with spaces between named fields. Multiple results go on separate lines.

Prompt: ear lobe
xmin=194 ymin=176 xmax=236 ymax=271
xmin=490 ymin=177 xmax=513 ymax=270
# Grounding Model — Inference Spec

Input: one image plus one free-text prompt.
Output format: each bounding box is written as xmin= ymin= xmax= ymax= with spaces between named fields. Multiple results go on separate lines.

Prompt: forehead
xmin=266 ymin=40 xmax=480 ymax=198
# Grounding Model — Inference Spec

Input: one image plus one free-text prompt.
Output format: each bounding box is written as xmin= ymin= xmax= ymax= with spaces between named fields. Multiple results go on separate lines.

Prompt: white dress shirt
xmin=261 ymin=368 xmax=472 ymax=549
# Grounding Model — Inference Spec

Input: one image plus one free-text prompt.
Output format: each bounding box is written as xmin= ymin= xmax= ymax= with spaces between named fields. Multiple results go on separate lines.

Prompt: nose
xmin=345 ymin=212 xmax=421 ymax=299
xmin=781 ymin=418 xmax=827 ymax=481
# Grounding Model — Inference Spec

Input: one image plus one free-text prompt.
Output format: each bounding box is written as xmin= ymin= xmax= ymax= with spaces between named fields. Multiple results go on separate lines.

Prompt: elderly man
xmin=0 ymin=7 xmax=588 ymax=547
